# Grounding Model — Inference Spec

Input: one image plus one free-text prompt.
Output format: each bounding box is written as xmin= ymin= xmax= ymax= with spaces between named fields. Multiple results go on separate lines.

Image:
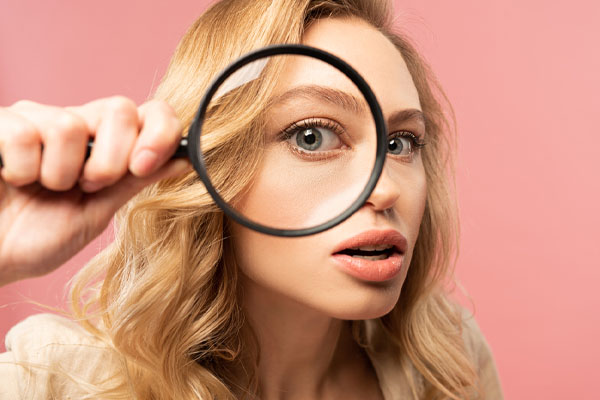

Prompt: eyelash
xmin=280 ymin=118 xmax=345 ymax=140
xmin=390 ymin=131 xmax=427 ymax=150
xmin=279 ymin=118 xmax=427 ymax=160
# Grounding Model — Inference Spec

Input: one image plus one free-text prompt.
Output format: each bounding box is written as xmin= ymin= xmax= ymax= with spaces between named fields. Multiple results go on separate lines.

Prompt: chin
xmin=319 ymin=282 xmax=403 ymax=320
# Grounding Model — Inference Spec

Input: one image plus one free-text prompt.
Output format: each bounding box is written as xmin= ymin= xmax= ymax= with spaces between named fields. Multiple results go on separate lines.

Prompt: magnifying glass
xmin=0 ymin=44 xmax=388 ymax=237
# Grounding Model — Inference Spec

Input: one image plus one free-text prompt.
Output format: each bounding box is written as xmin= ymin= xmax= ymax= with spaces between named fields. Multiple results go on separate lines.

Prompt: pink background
xmin=1 ymin=1 xmax=599 ymax=398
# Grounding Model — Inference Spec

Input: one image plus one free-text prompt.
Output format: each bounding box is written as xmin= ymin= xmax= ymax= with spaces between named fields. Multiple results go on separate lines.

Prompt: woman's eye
xmin=387 ymin=135 xmax=413 ymax=156
xmin=288 ymin=126 xmax=342 ymax=152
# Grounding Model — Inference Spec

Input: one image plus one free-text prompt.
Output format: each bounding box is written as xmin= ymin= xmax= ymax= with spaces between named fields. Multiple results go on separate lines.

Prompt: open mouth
xmin=336 ymin=247 xmax=395 ymax=260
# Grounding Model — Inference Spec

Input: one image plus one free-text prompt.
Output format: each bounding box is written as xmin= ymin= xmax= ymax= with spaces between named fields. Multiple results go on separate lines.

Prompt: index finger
xmin=129 ymin=99 xmax=185 ymax=177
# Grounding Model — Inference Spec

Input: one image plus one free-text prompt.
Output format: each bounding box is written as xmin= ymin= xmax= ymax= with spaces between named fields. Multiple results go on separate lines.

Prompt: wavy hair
xmin=69 ymin=0 xmax=479 ymax=398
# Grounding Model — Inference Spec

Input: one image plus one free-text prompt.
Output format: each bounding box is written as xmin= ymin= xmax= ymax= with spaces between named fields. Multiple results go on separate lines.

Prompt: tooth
xmin=350 ymin=245 xmax=393 ymax=251
xmin=352 ymin=254 xmax=389 ymax=260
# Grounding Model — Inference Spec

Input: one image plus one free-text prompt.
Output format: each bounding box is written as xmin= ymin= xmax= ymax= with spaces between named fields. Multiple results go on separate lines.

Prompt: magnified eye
xmin=281 ymin=118 xmax=345 ymax=155
xmin=292 ymin=126 xmax=340 ymax=151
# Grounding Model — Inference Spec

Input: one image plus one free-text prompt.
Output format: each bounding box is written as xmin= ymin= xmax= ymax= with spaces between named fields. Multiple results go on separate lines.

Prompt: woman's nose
xmin=363 ymin=165 xmax=401 ymax=212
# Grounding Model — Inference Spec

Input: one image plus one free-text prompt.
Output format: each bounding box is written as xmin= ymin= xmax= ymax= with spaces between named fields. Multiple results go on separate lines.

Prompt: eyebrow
xmin=268 ymin=84 xmax=425 ymax=128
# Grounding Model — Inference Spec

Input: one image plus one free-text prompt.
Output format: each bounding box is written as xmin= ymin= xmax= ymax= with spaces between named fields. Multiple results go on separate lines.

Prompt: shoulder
xmin=366 ymin=305 xmax=504 ymax=399
xmin=458 ymin=307 xmax=504 ymax=399
xmin=459 ymin=307 xmax=492 ymax=366
xmin=1 ymin=313 xmax=122 ymax=399
xmin=6 ymin=312 xmax=100 ymax=347
xmin=4 ymin=312 xmax=114 ymax=361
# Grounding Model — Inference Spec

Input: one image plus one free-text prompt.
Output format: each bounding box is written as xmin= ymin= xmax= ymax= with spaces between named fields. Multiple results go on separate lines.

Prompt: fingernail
xmin=131 ymin=149 xmax=158 ymax=176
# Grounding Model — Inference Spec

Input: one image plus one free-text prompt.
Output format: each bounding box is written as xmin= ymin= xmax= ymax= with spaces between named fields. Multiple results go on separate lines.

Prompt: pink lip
xmin=331 ymin=229 xmax=408 ymax=282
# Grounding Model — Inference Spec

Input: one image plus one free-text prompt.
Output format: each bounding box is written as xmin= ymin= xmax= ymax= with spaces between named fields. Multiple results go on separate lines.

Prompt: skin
xmin=229 ymin=17 xmax=427 ymax=400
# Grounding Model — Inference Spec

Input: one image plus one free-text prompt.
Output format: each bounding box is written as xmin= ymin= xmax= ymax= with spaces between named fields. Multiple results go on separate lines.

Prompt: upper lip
xmin=332 ymin=229 xmax=408 ymax=255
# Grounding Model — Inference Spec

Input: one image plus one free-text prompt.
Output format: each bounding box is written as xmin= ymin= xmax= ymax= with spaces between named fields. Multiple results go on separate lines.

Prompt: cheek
xmin=233 ymin=148 xmax=373 ymax=230
xmin=385 ymin=160 xmax=427 ymax=269
xmin=411 ymin=166 xmax=428 ymax=234
xmin=388 ymin=160 xmax=427 ymax=233
xmin=229 ymin=223 xmax=323 ymax=292
xmin=402 ymin=164 xmax=427 ymax=269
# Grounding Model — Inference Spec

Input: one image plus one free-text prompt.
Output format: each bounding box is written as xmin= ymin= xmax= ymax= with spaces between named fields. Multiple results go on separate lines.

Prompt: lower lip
xmin=331 ymin=252 xmax=403 ymax=282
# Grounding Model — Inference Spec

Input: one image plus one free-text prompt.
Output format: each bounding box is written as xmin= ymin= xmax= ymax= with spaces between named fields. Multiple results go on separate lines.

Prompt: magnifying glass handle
xmin=0 ymin=137 xmax=189 ymax=169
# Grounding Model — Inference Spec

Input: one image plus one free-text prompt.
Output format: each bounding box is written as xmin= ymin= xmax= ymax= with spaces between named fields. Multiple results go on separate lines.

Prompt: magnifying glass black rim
xmin=187 ymin=43 xmax=387 ymax=237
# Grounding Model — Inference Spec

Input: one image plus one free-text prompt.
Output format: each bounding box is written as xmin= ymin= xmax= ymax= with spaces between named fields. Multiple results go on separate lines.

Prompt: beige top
xmin=0 ymin=313 xmax=503 ymax=399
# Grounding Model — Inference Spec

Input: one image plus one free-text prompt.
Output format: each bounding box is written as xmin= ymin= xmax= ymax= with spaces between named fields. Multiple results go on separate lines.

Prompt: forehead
xmin=276 ymin=17 xmax=421 ymax=113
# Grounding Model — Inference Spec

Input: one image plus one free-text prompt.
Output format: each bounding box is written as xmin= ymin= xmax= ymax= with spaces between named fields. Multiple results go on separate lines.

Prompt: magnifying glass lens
xmin=192 ymin=52 xmax=379 ymax=233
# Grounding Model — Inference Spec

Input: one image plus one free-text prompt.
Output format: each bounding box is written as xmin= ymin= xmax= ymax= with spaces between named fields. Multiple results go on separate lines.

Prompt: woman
xmin=0 ymin=0 xmax=503 ymax=398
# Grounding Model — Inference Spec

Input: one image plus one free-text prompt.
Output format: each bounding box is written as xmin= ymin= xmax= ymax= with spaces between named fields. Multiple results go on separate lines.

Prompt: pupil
xmin=304 ymin=131 xmax=316 ymax=145
xmin=388 ymin=138 xmax=403 ymax=154
xmin=296 ymin=128 xmax=322 ymax=151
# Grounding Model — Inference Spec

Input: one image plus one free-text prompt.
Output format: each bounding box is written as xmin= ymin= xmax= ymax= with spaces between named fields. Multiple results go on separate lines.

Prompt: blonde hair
xmin=69 ymin=0 xmax=479 ymax=398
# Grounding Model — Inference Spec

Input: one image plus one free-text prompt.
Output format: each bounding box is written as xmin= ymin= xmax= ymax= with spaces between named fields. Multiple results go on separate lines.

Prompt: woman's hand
xmin=0 ymin=97 xmax=191 ymax=286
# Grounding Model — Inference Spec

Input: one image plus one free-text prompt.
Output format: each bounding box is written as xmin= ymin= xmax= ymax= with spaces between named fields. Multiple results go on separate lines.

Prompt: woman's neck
xmin=240 ymin=278 xmax=383 ymax=400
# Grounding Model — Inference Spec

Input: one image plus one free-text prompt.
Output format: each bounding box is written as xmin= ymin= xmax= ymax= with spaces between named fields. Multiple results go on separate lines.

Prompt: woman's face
xmin=229 ymin=17 xmax=427 ymax=320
